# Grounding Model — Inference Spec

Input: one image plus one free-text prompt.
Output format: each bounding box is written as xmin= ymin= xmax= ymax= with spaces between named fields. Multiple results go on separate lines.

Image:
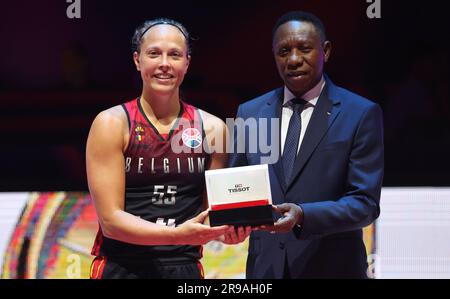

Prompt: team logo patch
xmin=182 ymin=128 xmax=202 ymax=149
xmin=135 ymin=126 xmax=144 ymax=142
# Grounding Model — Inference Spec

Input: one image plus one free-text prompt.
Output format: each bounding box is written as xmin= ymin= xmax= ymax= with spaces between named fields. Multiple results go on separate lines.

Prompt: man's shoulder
xmin=239 ymin=87 xmax=282 ymax=110
xmin=330 ymin=82 xmax=378 ymax=111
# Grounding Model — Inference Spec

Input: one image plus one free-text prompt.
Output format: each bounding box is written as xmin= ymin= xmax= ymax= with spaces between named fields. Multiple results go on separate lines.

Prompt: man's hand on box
xmin=257 ymin=203 xmax=303 ymax=234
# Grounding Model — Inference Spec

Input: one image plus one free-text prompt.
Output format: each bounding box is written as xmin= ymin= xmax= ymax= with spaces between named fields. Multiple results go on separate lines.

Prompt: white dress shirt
xmin=281 ymin=76 xmax=326 ymax=155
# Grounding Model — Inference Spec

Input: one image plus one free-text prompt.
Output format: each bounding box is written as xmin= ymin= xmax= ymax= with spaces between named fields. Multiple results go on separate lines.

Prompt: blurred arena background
xmin=0 ymin=192 xmax=375 ymax=279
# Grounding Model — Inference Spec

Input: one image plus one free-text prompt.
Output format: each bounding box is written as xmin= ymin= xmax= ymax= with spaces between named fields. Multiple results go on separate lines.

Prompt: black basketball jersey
xmin=92 ymin=98 xmax=210 ymax=262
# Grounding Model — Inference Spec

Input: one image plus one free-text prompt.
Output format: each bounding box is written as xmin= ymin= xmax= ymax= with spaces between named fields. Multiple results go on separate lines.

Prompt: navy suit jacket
xmin=229 ymin=77 xmax=384 ymax=278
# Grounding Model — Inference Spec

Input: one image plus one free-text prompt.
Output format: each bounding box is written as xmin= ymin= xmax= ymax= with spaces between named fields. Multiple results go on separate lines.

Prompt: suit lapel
xmin=260 ymin=88 xmax=287 ymax=193
xmin=286 ymin=80 xmax=341 ymax=190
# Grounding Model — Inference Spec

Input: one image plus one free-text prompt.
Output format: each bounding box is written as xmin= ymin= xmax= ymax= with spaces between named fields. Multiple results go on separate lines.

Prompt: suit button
xmin=279 ymin=242 xmax=285 ymax=250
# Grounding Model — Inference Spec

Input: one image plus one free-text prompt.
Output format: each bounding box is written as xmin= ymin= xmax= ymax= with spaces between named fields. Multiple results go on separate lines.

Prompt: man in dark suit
xmin=229 ymin=11 xmax=384 ymax=278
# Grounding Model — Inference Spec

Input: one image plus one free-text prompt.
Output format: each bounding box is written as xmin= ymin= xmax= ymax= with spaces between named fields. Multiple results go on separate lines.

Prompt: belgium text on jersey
xmin=125 ymin=156 xmax=206 ymax=174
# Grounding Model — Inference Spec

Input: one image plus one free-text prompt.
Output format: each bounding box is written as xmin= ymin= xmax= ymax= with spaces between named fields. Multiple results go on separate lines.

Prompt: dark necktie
xmin=282 ymin=98 xmax=307 ymax=184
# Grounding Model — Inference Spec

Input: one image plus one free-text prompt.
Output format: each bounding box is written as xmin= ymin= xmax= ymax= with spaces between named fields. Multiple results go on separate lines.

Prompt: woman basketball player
xmin=86 ymin=18 xmax=251 ymax=279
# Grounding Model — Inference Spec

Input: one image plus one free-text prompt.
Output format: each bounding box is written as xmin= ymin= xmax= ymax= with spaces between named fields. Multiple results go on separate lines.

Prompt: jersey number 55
xmin=151 ymin=185 xmax=177 ymax=205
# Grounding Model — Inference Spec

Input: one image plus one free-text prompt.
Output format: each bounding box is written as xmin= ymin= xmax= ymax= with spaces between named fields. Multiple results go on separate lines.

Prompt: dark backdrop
xmin=1 ymin=0 xmax=449 ymax=190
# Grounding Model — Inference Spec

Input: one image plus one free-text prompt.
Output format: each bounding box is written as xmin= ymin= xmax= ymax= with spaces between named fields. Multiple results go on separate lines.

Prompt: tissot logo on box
xmin=205 ymin=164 xmax=272 ymax=206
xmin=228 ymin=184 xmax=250 ymax=194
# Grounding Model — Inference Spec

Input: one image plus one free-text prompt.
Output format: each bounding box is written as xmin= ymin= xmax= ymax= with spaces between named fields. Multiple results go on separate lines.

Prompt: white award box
xmin=205 ymin=164 xmax=274 ymax=226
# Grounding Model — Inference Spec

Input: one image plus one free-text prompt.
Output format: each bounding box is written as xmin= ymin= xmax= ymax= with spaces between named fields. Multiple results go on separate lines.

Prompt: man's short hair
xmin=272 ymin=11 xmax=327 ymax=43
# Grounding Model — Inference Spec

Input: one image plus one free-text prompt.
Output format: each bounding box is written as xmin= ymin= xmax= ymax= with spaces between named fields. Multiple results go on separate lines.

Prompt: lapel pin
xmin=327 ymin=111 xmax=331 ymax=116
